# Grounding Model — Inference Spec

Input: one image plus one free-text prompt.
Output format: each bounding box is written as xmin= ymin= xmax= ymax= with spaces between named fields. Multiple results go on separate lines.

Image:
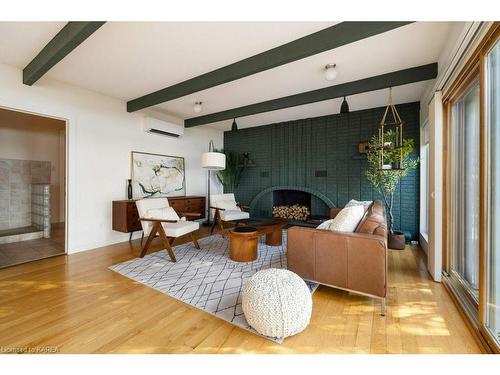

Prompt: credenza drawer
xmin=185 ymin=198 xmax=204 ymax=205
xmin=185 ymin=205 xmax=203 ymax=213
xmin=169 ymin=200 xmax=186 ymax=210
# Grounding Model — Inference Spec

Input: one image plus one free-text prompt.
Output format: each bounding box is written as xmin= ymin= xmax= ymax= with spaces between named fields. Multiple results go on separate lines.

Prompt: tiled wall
xmin=31 ymin=183 xmax=51 ymax=237
xmin=224 ymin=102 xmax=420 ymax=239
xmin=0 ymin=159 xmax=51 ymax=230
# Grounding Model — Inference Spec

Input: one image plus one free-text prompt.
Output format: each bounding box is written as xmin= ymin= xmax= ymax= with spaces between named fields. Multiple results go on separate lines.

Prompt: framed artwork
xmin=131 ymin=151 xmax=186 ymax=199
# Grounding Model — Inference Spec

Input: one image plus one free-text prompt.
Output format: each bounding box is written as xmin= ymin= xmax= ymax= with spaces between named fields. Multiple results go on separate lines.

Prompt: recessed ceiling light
xmin=194 ymin=101 xmax=203 ymax=113
xmin=324 ymin=64 xmax=337 ymax=81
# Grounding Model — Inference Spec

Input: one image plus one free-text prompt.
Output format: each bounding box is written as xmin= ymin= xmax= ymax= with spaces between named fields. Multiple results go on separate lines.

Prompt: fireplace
xmin=272 ymin=190 xmax=311 ymax=221
xmin=248 ymin=186 xmax=332 ymax=227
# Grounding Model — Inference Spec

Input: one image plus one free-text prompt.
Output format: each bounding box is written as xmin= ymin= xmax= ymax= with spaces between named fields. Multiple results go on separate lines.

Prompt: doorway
xmin=0 ymin=106 xmax=66 ymax=268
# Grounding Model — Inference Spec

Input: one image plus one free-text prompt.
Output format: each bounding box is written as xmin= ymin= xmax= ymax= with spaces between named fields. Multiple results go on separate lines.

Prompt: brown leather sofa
xmin=287 ymin=200 xmax=388 ymax=314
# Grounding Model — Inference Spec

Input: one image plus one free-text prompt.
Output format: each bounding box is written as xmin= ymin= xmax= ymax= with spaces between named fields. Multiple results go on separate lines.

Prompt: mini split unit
xmin=143 ymin=117 xmax=184 ymax=138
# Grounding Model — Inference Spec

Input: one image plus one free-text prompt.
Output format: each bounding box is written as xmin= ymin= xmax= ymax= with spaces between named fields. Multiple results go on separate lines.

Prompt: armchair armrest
xmin=210 ymin=206 xmax=225 ymax=211
xmin=139 ymin=218 xmax=178 ymax=223
xmin=237 ymin=203 xmax=250 ymax=211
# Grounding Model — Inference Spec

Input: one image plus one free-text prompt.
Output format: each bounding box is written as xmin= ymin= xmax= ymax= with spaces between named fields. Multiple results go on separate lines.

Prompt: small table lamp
xmin=201 ymin=140 xmax=225 ymax=225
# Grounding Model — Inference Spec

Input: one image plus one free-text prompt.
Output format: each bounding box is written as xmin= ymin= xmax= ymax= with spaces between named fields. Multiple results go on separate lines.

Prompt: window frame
xmin=480 ymin=34 xmax=500 ymax=352
xmin=442 ymin=23 xmax=500 ymax=353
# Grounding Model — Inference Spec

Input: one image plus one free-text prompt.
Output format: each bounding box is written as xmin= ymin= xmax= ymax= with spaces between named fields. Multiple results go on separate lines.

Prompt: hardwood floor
xmin=0 ymin=223 xmax=65 ymax=269
xmin=0 ymin=227 xmax=481 ymax=354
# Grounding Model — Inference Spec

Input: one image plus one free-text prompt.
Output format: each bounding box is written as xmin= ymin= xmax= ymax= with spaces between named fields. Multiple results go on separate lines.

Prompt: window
xmin=485 ymin=39 xmax=500 ymax=346
xmin=449 ymin=79 xmax=481 ymax=300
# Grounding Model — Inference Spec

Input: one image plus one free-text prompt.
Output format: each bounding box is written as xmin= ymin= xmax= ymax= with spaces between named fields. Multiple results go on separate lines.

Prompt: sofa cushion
xmin=220 ymin=210 xmax=250 ymax=221
xmin=145 ymin=207 xmax=179 ymax=221
xmin=162 ymin=220 xmax=199 ymax=237
xmin=356 ymin=201 xmax=387 ymax=235
xmin=316 ymin=219 xmax=334 ymax=230
xmin=345 ymin=199 xmax=373 ymax=211
xmin=217 ymin=200 xmax=240 ymax=211
xmin=316 ymin=205 xmax=365 ymax=232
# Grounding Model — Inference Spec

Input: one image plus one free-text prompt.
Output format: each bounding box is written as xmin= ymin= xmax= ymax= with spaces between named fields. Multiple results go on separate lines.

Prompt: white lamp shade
xmin=201 ymin=152 xmax=225 ymax=170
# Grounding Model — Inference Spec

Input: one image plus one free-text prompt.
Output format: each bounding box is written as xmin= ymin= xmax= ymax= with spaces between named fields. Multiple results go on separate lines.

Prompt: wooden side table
xmin=229 ymin=227 xmax=258 ymax=262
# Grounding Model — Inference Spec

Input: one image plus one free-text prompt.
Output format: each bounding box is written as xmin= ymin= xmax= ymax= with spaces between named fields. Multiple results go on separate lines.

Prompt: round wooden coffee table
xmin=229 ymin=226 xmax=258 ymax=262
xmin=226 ymin=218 xmax=288 ymax=262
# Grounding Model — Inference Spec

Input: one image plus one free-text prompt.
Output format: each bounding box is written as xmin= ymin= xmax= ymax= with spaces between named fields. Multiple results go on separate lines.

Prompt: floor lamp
xmin=201 ymin=140 xmax=225 ymax=225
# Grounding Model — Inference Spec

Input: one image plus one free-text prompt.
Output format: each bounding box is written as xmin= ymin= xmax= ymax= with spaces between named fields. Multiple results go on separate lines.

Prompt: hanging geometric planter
xmin=378 ymin=87 xmax=405 ymax=171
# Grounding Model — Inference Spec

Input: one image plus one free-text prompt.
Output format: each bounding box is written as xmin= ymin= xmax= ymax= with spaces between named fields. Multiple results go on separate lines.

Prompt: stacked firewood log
xmin=272 ymin=204 xmax=310 ymax=221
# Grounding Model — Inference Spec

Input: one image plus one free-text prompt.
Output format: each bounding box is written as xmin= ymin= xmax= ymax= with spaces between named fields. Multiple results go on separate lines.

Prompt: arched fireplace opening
xmin=249 ymin=186 xmax=335 ymax=227
xmin=272 ymin=190 xmax=311 ymax=221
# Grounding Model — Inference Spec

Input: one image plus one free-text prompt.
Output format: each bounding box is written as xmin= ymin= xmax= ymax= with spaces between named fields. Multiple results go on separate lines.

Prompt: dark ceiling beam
xmin=184 ymin=63 xmax=438 ymax=127
xmin=23 ymin=21 xmax=106 ymax=85
xmin=127 ymin=21 xmax=413 ymax=112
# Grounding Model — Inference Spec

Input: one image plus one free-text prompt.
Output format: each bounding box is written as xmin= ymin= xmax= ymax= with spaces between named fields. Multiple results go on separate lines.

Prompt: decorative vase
xmin=127 ymin=179 xmax=133 ymax=200
xmin=243 ymin=152 xmax=250 ymax=165
xmin=388 ymin=231 xmax=406 ymax=250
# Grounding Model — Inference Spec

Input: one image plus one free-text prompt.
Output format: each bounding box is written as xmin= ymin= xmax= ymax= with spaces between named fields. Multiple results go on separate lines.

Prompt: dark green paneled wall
xmin=224 ymin=102 xmax=420 ymax=239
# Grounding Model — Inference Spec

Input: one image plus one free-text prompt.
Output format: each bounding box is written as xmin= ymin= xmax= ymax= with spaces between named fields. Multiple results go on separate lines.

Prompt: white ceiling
xmin=0 ymin=21 xmax=459 ymax=130
xmin=0 ymin=22 xmax=66 ymax=68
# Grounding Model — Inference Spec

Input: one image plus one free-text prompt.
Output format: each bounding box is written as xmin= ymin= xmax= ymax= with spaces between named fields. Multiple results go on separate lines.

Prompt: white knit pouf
xmin=241 ymin=268 xmax=312 ymax=339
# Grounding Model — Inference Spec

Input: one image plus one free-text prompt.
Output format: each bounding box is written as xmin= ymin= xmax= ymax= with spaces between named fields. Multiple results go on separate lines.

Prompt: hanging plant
xmin=365 ymin=130 xmax=418 ymax=234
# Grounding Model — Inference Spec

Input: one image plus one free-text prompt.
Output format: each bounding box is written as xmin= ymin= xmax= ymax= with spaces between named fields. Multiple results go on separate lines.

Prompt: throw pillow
xmin=145 ymin=207 xmax=179 ymax=221
xmin=326 ymin=205 xmax=365 ymax=232
xmin=345 ymin=199 xmax=372 ymax=211
xmin=316 ymin=219 xmax=334 ymax=230
xmin=217 ymin=200 xmax=240 ymax=211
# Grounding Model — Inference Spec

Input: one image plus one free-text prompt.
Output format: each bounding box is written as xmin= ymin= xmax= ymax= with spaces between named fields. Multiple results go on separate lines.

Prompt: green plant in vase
xmin=365 ymin=130 xmax=418 ymax=235
xmin=214 ymin=149 xmax=245 ymax=193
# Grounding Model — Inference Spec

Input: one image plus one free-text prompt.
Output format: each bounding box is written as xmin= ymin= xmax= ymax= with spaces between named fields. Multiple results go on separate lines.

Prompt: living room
xmin=0 ymin=1 xmax=499 ymax=373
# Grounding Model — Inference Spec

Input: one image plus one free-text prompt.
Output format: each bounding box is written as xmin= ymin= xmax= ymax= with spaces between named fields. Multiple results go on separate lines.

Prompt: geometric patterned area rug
xmin=109 ymin=231 xmax=318 ymax=343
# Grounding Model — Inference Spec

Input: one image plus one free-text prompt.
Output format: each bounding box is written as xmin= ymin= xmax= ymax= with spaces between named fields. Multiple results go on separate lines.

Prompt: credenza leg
xmin=129 ymin=232 xmax=133 ymax=242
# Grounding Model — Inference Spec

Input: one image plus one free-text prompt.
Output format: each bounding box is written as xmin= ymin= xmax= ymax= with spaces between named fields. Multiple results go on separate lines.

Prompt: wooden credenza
xmin=112 ymin=196 xmax=206 ymax=235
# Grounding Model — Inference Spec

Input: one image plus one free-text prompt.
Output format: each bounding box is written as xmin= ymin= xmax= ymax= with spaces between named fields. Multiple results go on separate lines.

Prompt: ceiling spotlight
xmin=231 ymin=118 xmax=238 ymax=131
xmin=194 ymin=101 xmax=203 ymax=113
xmin=340 ymin=96 xmax=350 ymax=114
xmin=324 ymin=64 xmax=337 ymax=81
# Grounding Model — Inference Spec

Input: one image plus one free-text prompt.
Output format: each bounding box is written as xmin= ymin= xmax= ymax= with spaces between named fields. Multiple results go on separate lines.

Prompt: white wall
xmin=427 ymin=92 xmax=443 ymax=282
xmin=0 ymin=123 xmax=65 ymax=223
xmin=0 ymin=63 xmax=223 ymax=253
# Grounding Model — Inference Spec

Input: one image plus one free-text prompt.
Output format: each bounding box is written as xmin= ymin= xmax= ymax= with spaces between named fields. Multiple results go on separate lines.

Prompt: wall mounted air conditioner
xmin=143 ymin=117 xmax=184 ymax=138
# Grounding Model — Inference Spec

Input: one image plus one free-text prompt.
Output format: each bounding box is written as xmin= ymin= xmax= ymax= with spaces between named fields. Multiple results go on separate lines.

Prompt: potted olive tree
xmin=365 ymin=130 xmax=418 ymax=250
xmin=214 ymin=149 xmax=246 ymax=193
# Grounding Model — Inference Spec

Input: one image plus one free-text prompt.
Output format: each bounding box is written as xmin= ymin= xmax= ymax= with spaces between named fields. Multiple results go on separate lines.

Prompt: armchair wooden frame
xmin=139 ymin=218 xmax=200 ymax=262
xmin=210 ymin=203 xmax=250 ymax=234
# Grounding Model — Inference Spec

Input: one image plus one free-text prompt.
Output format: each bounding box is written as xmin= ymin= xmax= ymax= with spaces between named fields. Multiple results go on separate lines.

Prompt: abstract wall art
xmin=131 ymin=151 xmax=185 ymax=198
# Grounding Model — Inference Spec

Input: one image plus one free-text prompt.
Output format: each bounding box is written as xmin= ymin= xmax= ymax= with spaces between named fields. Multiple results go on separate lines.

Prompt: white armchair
xmin=210 ymin=193 xmax=250 ymax=233
xmin=136 ymin=197 xmax=200 ymax=261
